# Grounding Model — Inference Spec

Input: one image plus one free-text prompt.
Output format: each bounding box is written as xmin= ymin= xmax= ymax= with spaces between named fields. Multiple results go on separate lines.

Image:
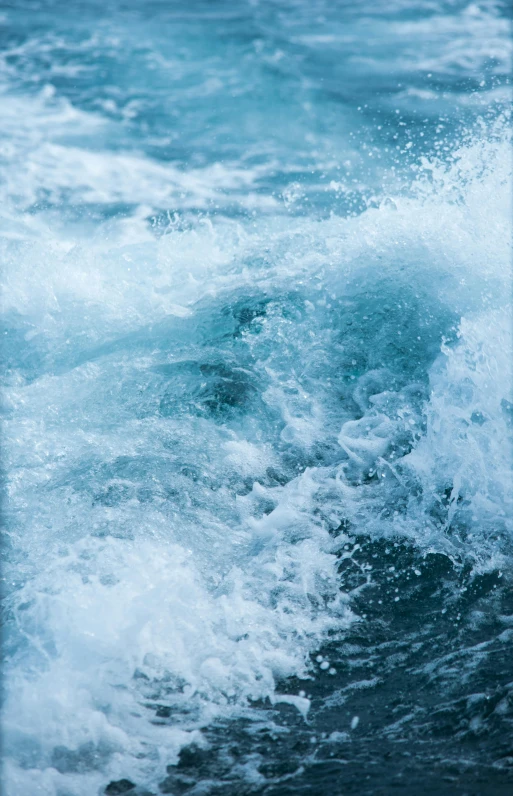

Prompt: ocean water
xmin=0 ymin=1 xmax=512 ymax=794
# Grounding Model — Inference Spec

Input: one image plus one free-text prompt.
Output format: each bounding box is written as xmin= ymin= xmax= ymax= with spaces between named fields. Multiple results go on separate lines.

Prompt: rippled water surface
xmin=1 ymin=1 xmax=512 ymax=794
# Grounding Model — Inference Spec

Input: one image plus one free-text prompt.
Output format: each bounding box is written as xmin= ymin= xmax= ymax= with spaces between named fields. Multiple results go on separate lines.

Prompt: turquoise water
xmin=1 ymin=2 xmax=512 ymax=794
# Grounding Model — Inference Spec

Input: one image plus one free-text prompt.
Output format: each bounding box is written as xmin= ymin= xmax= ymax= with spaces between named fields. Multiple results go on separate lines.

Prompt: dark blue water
xmin=1 ymin=2 xmax=512 ymax=794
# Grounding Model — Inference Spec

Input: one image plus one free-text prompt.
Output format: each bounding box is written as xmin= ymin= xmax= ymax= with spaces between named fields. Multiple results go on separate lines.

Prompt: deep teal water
xmin=1 ymin=2 xmax=512 ymax=794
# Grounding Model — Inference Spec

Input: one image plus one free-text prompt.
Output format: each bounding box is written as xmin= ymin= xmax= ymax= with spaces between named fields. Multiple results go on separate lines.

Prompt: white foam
xmin=2 ymin=116 xmax=512 ymax=794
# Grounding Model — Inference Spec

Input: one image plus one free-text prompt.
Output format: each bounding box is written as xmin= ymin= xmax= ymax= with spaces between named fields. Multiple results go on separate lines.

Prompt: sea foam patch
xmin=1 ymin=1 xmax=511 ymax=793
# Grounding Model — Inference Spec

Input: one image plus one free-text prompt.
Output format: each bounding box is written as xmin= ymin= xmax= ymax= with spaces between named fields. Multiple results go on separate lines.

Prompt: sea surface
xmin=1 ymin=1 xmax=512 ymax=794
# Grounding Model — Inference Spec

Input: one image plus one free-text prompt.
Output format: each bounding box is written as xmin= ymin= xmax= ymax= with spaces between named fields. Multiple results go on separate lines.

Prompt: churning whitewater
xmin=1 ymin=2 xmax=512 ymax=795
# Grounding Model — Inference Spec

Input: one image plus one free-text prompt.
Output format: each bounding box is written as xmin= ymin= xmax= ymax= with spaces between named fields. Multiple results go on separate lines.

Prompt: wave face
xmin=1 ymin=1 xmax=512 ymax=794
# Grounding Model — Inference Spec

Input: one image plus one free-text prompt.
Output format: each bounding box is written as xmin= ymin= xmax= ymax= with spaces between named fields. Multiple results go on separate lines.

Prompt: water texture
xmin=0 ymin=1 xmax=512 ymax=794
